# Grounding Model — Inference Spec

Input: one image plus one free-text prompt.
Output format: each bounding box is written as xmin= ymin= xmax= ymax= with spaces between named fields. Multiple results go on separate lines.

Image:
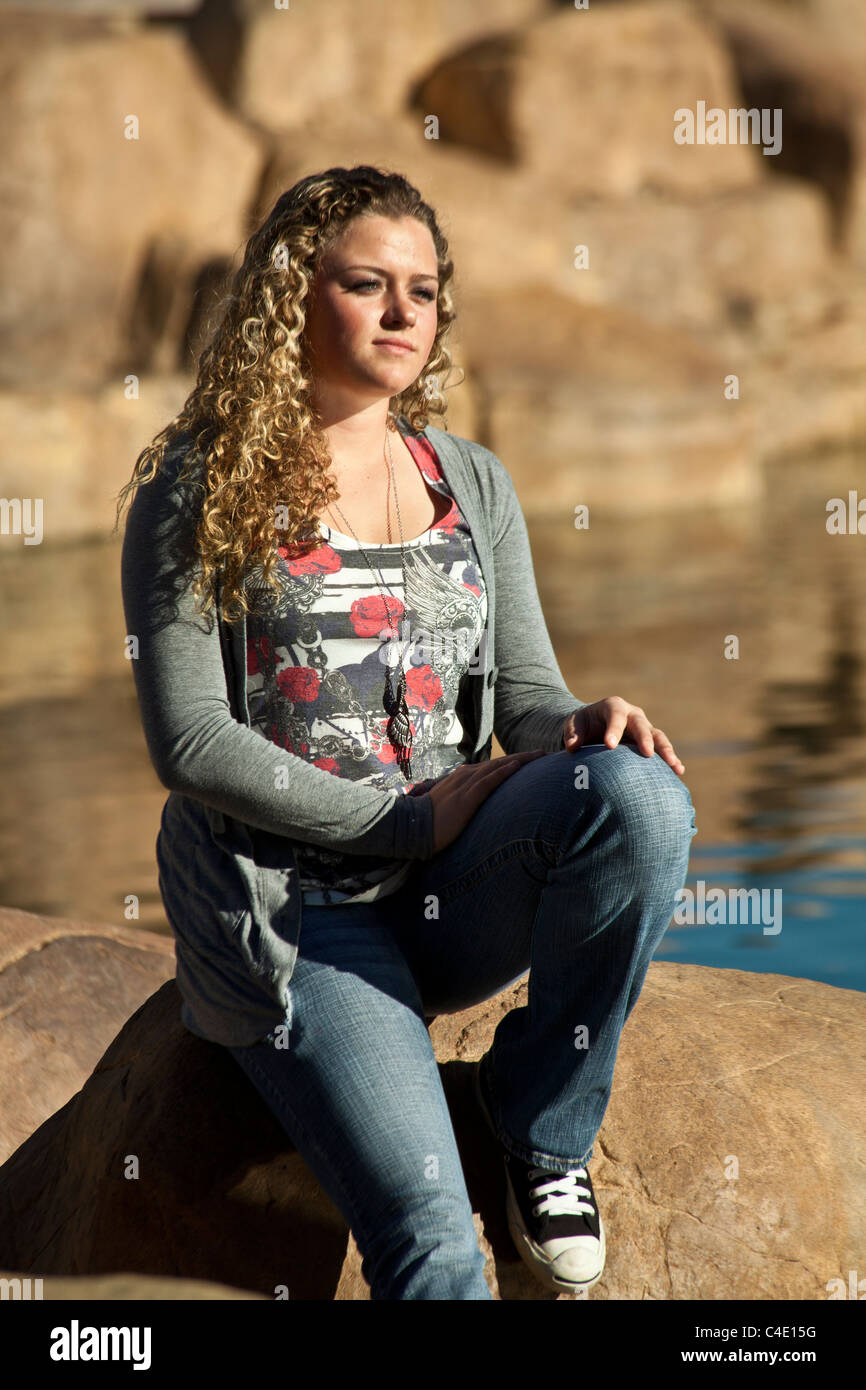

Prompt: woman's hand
xmin=422 ymin=750 xmax=547 ymax=853
xmin=562 ymin=698 xmax=685 ymax=776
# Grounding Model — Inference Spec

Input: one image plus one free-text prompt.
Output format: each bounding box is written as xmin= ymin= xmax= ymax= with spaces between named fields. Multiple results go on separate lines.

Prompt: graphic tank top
xmin=243 ymin=431 xmax=488 ymax=905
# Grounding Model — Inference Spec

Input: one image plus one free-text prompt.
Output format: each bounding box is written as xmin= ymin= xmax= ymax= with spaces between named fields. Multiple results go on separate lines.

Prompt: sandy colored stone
xmin=0 ymin=960 xmax=862 ymax=1300
xmin=699 ymin=0 xmax=866 ymax=269
xmin=413 ymin=2 xmax=760 ymax=197
xmin=0 ymin=374 xmax=202 ymax=546
xmin=453 ymin=285 xmax=760 ymax=515
xmin=0 ymin=907 xmax=174 ymax=1165
xmin=0 ymin=18 xmax=261 ymax=389
xmin=0 ymin=1268 xmax=265 ymax=1299
xmin=186 ymin=0 xmax=546 ymax=133
xmin=427 ymin=963 xmax=866 ymax=1300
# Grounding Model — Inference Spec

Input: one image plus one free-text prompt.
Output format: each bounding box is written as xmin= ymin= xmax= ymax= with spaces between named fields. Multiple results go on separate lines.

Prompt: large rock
xmin=805 ymin=0 xmax=866 ymax=68
xmin=0 ymin=17 xmax=261 ymax=389
xmin=454 ymin=285 xmax=761 ymax=515
xmin=455 ymin=278 xmax=866 ymax=504
xmin=745 ymin=272 xmax=866 ymax=459
xmin=700 ymin=0 xmax=866 ymax=268
xmin=0 ymin=962 xmax=862 ymax=1300
xmin=184 ymin=0 xmax=547 ymax=133
xmin=0 ymin=375 xmax=198 ymax=544
xmin=0 ymin=907 xmax=174 ymax=1165
xmin=412 ymin=1 xmax=760 ymax=197
xmin=0 ymin=1269 xmax=266 ymax=1300
xmin=14 ymin=3 xmax=198 ymax=14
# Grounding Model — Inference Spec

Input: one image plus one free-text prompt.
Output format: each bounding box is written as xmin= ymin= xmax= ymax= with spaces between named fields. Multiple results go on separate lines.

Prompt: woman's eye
xmin=349 ymin=280 xmax=436 ymax=301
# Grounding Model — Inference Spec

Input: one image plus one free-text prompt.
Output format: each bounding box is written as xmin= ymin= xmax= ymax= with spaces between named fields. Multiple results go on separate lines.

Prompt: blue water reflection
xmin=655 ymin=840 xmax=866 ymax=992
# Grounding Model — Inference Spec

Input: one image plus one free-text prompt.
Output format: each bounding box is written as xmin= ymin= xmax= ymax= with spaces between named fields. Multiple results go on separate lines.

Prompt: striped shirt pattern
xmin=243 ymin=431 xmax=488 ymax=904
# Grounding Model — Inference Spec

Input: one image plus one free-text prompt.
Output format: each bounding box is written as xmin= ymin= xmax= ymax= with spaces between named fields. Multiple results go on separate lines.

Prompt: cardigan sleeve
xmin=484 ymin=450 xmax=588 ymax=754
xmin=120 ymin=443 xmax=435 ymax=860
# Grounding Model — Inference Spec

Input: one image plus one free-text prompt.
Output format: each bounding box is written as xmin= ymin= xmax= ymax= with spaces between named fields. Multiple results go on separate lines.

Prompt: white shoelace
xmin=528 ymin=1167 xmax=596 ymax=1220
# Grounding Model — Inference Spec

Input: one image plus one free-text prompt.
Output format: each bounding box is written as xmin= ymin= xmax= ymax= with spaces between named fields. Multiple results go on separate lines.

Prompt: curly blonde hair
xmin=112 ymin=165 xmax=461 ymax=624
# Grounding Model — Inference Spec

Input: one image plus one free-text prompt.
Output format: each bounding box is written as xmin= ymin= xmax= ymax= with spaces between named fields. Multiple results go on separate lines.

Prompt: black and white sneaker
xmin=473 ymin=1059 xmax=606 ymax=1293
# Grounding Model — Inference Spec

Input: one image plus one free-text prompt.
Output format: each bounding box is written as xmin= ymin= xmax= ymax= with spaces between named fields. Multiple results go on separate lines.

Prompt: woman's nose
xmin=383 ymin=295 xmax=415 ymax=324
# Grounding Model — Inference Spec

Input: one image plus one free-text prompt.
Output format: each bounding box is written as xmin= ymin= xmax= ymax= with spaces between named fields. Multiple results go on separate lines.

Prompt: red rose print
xmin=405 ymin=665 xmax=442 ymax=711
xmin=267 ymin=723 xmax=294 ymax=753
xmin=371 ymin=716 xmax=418 ymax=764
xmin=278 ymin=542 xmax=342 ymax=577
xmin=351 ymin=593 xmax=404 ymax=638
xmin=375 ymin=742 xmax=400 ymax=766
xmin=313 ymin=757 xmax=340 ymax=775
xmin=276 ymin=666 xmax=320 ymax=702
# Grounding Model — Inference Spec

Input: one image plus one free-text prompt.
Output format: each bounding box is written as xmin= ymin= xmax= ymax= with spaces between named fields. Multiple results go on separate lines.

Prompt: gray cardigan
xmin=120 ymin=416 xmax=586 ymax=1047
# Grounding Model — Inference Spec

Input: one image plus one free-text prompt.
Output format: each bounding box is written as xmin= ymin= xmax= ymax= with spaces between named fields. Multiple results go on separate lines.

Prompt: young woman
xmin=116 ymin=165 xmax=697 ymax=1301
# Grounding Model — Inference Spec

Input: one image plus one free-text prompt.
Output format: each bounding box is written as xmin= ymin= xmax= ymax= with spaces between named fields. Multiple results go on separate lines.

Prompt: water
xmin=0 ymin=444 xmax=863 ymax=994
xmin=657 ymin=838 xmax=866 ymax=991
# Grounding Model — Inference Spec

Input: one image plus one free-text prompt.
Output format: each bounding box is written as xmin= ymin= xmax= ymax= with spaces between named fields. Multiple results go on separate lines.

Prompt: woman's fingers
xmin=427 ymin=750 xmax=546 ymax=852
xmin=464 ymin=749 xmax=546 ymax=799
xmin=648 ymin=728 xmax=685 ymax=773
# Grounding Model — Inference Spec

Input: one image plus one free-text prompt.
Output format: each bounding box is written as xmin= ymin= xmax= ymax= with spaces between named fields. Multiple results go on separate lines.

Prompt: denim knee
xmin=561 ymin=743 xmax=697 ymax=860
xmin=361 ymin=1191 xmax=490 ymax=1300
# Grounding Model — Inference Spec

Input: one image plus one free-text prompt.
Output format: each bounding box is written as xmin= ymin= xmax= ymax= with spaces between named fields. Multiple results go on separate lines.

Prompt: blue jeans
xmin=227 ymin=745 xmax=698 ymax=1299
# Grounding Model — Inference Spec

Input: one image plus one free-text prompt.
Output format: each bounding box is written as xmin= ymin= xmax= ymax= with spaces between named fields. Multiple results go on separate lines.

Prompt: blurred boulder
xmin=0 ymin=963 xmax=862 ymax=1300
xmin=185 ymin=0 xmax=547 ymax=131
xmin=412 ymin=2 xmax=760 ymax=197
xmin=0 ymin=1267 xmax=266 ymax=1299
xmin=0 ymin=18 xmax=261 ymax=389
xmin=0 ymin=906 xmax=174 ymax=1164
xmin=700 ymin=0 xmax=866 ymax=269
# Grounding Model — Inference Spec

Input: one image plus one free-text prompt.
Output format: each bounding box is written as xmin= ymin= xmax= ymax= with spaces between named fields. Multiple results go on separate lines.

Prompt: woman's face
xmin=304 ymin=214 xmax=440 ymax=412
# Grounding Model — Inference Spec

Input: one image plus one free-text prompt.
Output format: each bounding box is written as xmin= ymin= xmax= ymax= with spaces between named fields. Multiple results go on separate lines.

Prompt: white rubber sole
xmin=504 ymin=1173 xmax=606 ymax=1294
xmin=474 ymin=1062 xmax=606 ymax=1294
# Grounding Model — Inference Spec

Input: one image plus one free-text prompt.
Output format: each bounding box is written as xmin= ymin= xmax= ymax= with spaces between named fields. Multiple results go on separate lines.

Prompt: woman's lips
xmin=374 ymin=341 xmax=414 ymax=353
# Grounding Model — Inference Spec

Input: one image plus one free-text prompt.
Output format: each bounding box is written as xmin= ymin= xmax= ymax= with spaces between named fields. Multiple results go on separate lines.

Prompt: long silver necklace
xmin=325 ymin=420 xmax=415 ymax=779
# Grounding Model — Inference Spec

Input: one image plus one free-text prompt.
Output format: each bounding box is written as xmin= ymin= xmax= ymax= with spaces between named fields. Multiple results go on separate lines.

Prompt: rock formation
xmin=0 ymin=961 xmax=862 ymax=1300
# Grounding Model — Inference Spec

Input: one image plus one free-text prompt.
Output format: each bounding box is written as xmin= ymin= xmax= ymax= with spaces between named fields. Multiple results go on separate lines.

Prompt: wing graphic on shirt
xmin=402 ymin=546 xmax=484 ymax=690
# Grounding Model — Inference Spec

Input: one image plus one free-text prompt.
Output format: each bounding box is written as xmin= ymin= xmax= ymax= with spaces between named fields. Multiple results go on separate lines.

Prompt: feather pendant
xmin=384 ymin=663 xmax=413 ymax=779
